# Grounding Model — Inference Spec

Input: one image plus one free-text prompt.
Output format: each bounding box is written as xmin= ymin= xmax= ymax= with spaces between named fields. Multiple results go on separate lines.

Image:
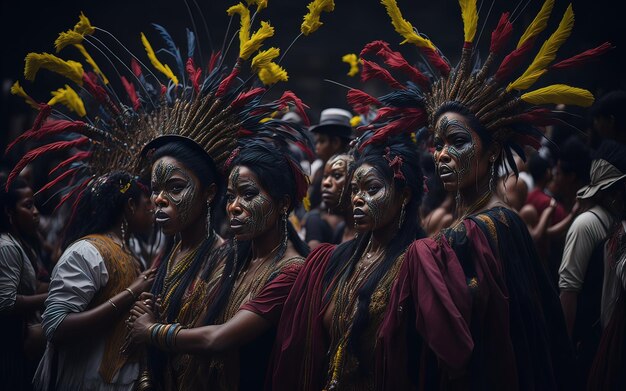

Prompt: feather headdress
xmin=349 ymin=0 xmax=611 ymax=174
xmin=8 ymin=2 xmax=325 ymax=202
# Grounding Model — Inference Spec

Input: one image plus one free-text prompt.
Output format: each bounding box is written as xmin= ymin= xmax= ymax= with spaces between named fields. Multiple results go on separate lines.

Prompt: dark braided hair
xmin=322 ymin=133 xmax=425 ymax=370
xmin=62 ymin=171 xmax=145 ymax=249
xmin=201 ymin=141 xmax=310 ymax=325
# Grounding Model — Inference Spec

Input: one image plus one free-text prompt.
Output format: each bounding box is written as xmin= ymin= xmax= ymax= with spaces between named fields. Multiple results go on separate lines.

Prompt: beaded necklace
xmin=160 ymin=240 xmax=204 ymax=317
xmin=325 ymin=242 xmax=406 ymax=391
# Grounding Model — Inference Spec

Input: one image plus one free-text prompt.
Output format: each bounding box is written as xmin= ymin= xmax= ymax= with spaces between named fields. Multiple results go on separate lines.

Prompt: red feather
xmin=359 ymin=108 xmax=426 ymax=150
xmin=120 ymin=76 xmax=141 ymax=111
xmin=185 ymin=57 xmax=203 ymax=94
xmin=490 ymin=12 xmax=513 ymax=54
xmin=208 ymin=51 xmax=221 ymax=73
xmin=216 ymin=67 xmax=240 ymax=98
xmin=83 ymin=72 xmax=120 ymax=115
xmin=360 ymin=40 xmax=392 ymax=57
xmin=494 ymin=38 xmax=536 ymax=82
xmin=550 ymin=42 xmax=614 ymax=71
xmin=295 ymin=140 xmax=315 ymax=161
xmin=36 ymin=168 xmax=81 ymax=196
xmin=131 ymin=58 xmax=142 ymax=78
xmin=33 ymin=104 xmax=53 ymax=132
xmin=5 ymin=120 xmax=87 ymax=154
xmin=230 ymin=87 xmax=266 ymax=109
xmin=49 ymin=151 xmax=92 ymax=175
xmin=360 ymin=59 xmax=405 ymax=90
xmin=6 ymin=138 xmax=89 ymax=191
xmin=362 ymin=40 xmax=429 ymax=89
xmin=369 ymin=107 xmax=405 ymax=124
xmin=277 ymin=91 xmax=310 ymax=126
xmin=160 ymin=84 xmax=167 ymax=96
xmin=420 ymin=47 xmax=450 ymax=76
xmin=286 ymin=157 xmax=309 ymax=202
xmin=238 ymin=128 xmax=254 ymax=136
xmin=380 ymin=50 xmax=429 ymax=89
xmin=55 ymin=177 xmax=91 ymax=212
xmin=509 ymin=109 xmax=557 ymax=126
xmin=347 ymin=89 xmax=381 ymax=115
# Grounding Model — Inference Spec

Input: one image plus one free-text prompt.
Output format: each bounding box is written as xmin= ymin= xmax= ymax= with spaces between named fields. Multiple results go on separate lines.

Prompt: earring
xmin=398 ymin=202 xmax=407 ymax=229
xmin=121 ymin=217 xmax=128 ymax=249
xmin=206 ymin=200 xmax=212 ymax=238
xmin=489 ymin=158 xmax=496 ymax=193
xmin=281 ymin=210 xmax=288 ymax=250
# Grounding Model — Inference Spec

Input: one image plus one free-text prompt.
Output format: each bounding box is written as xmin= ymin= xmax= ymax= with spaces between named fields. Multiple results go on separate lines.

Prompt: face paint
xmin=433 ymin=114 xmax=482 ymax=194
xmin=322 ymin=155 xmax=352 ymax=209
xmin=151 ymin=159 xmax=198 ymax=222
xmin=351 ymin=165 xmax=395 ymax=227
xmin=227 ymin=166 xmax=277 ymax=238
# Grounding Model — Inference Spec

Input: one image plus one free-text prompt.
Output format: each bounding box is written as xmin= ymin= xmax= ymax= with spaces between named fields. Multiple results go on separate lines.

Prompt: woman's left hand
xmin=128 ymin=310 xmax=156 ymax=345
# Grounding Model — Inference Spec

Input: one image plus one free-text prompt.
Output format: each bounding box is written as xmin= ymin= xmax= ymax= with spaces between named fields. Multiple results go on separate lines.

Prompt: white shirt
xmin=34 ymin=239 xmax=138 ymax=391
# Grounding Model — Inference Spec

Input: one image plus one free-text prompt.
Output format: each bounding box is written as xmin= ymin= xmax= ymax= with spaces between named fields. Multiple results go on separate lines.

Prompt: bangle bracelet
xmin=108 ymin=299 xmax=118 ymax=312
xmin=125 ymin=287 xmax=137 ymax=299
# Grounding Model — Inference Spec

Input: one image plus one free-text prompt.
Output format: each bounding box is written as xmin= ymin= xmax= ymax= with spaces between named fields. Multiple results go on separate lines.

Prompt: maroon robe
xmin=267 ymin=207 xmax=571 ymax=390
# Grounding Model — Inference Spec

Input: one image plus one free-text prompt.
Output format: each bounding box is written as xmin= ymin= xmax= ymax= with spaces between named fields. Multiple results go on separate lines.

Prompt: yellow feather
xmin=74 ymin=44 xmax=109 ymax=85
xmin=246 ymin=0 xmax=268 ymax=11
xmin=302 ymin=194 xmax=311 ymax=212
xmin=74 ymin=12 xmax=95 ymax=35
xmin=55 ymin=30 xmax=84 ymax=53
xmin=140 ymin=33 xmax=179 ymax=85
xmin=241 ymin=21 xmax=274 ymax=60
xmin=459 ymin=0 xmax=478 ymax=43
xmin=227 ymin=3 xmax=252 ymax=57
xmin=508 ymin=4 xmax=574 ymax=91
xmin=301 ymin=0 xmax=335 ymax=36
xmin=350 ymin=115 xmax=361 ymax=127
xmin=24 ymin=53 xmax=84 ymax=85
xmin=10 ymin=81 xmax=39 ymax=109
xmin=342 ymin=53 xmax=359 ymax=77
xmin=521 ymin=84 xmax=594 ymax=107
xmin=517 ymin=0 xmax=555 ymax=49
xmin=258 ymin=62 xmax=288 ymax=85
xmin=47 ymin=84 xmax=87 ymax=117
xmin=380 ymin=0 xmax=436 ymax=50
xmin=252 ymin=47 xmax=280 ymax=72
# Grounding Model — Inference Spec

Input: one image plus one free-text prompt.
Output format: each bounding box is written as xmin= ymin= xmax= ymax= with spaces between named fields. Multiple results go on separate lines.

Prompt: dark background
xmin=2 ymin=0 xmax=625 ymax=147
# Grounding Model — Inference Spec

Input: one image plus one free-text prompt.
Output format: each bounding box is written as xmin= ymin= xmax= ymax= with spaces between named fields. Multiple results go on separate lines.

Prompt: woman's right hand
xmin=128 ymin=268 xmax=157 ymax=295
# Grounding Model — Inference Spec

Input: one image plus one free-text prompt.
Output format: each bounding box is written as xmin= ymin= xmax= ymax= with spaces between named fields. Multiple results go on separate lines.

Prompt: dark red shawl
xmin=268 ymin=207 xmax=572 ymax=390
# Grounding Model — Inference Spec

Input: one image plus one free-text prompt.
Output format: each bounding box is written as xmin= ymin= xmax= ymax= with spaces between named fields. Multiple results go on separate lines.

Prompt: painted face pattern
xmin=433 ymin=115 xmax=477 ymax=185
xmin=151 ymin=159 xmax=198 ymax=222
xmin=351 ymin=165 xmax=395 ymax=227
xmin=324 ymin=155 xmax=351 ymax=203
xmin=227 ymin=166 xmax=276 ymax=237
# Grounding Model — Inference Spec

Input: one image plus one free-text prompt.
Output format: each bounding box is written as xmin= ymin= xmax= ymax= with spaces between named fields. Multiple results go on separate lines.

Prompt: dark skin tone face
xmin=151 ymin=156 xmax=208 ymax=236
xmin=350 ymin=163 xmax=403 ymax=233
xmin=321 ymin=154 xmax=352 ymax=211
xmin=433 ymin=111 xmax=493 ymax=195
xmin=226 ymin=165 xmax=282 ymax=241
xmin=126 ymin=193 xmax=154 ymax=237
xmin=7 ymin=187 xmax=39 ymax=239
xmin=315 ymin=133 xmax=344 ymax=163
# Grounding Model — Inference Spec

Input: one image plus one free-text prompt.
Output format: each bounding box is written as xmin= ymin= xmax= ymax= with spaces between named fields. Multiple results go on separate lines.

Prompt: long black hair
xmin=322 ymin=133 xmax=425 ymax=368
xmin=62 ymin=171 xmax=145 ymax=249
xmin=149 ymin=140 xmax=225 ymax=322
xmin=201 ymin=140 xmax=310 ymax=325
